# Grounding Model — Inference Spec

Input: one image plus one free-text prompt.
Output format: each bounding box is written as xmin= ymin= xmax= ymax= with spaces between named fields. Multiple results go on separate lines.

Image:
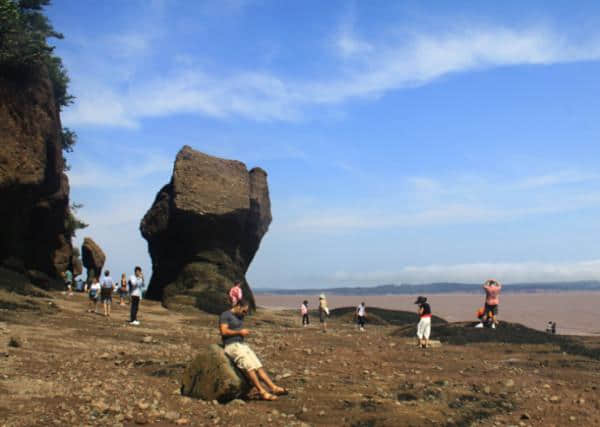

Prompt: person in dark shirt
xmin=415 ymin=296 xmax=432 ymax=349
xmin=219 ymin=299 xmax=287 ymax=401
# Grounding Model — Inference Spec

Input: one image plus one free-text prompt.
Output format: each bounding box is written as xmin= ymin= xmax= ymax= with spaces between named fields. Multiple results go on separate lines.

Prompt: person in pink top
xmin=300 ymin=300 xmax=309 ymax=327
xmin=228 ymin=281 xmax=243 ymax=307
xmin=482 ymin=279 xmax=502 ymax=328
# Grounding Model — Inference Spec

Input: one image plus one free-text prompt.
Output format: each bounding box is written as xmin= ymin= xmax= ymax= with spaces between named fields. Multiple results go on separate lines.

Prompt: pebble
xmin=505 ymin=379 xmax=515 ymax=387
xmin=549 ymin=395 xmax=560 ymax=403
xmin=175 ymin=419 xmax=190 ymax=425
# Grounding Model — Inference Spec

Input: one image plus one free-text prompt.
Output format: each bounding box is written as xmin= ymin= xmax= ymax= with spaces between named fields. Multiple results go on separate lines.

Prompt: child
xmin=301 ymin=300 xmax=309 ymax=327
xmin=228 ymin=281 xmax=243 ymax=307
xmin=415 ymin=296 xmax=431 ymax=348
xmin=356 ymin=302 xmax=366 ymax=331
xmin=88 ymin=277 xmax=100 ymax=313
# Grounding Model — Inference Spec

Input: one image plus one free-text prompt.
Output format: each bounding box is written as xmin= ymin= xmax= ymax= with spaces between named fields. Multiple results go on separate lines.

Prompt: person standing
xmin=129 ymin=266 xmax=144 ymax=325
xmin=219 ymin=299 xmax=288 ymax=401
xmin=356 ymin=302 xmax=367 ymax=331
xmin=415 ymin=296 xmax=432 ymax=348
xmin=228 ymin=281 xmax=243 ymax=307
xmin=63 ymin=269 xmax=73 ymax=296
xmin=483 ymin=279 xmax=502 ymax=329
xmin=301 ymin=300 xmax=309 ymax=327
xmin=318 ymin=294 xmax=329 ymax=333
xmin=88 ymin=277 xmax=100 ymax=313
xmin=100 ymin=270 xmax=114 ymax=317
xmin=117 ymin=273 xmax=128 ymax=306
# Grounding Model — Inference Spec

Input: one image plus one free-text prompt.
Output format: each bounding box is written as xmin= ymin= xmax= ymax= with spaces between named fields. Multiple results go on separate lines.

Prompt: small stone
xmin=134 ymin=414 xmax=148 ymax=425
xmin=521 ymin=413 xmax=531 ymax=420
xmin=549 ymin=395 xmax=560 ymax=403
xmin=175 ymin=419 xmax=189 ymax=425
xmin=165 ymin=411 xmax=179 ymax=421
xmin=318 ymin=410 xmax=325 ymax=416
xmin=229 ymin=399 xmax=245 ymax=405
xmin=137 ymin=401 xmax=150 ymax=410
xmin=142 ymin=336 xmax=153 ymax=343
xmin=504 ymin=379 xmax=515 ymax=387
xmin=570 ymin=416 xmax=577 ymax=421
xmin=281 ymin=373 xmax=292 ymax=379
xmin=100 ymin=353 xmax=110 ymax=360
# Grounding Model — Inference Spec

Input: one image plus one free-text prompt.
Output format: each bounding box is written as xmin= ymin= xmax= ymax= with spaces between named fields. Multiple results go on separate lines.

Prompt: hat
xmin=319 ymin=293 xmax=325 ymax=299
xmin=414 ymin=296 xmax=427 ymax=304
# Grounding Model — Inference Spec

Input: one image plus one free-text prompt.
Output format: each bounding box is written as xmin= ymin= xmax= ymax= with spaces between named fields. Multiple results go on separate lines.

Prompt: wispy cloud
xmin=328 ymin=259 xmax=600 ymax=285
xmin=61 ymin=24 xmax=600 ymax=128
xmin=67 ymin=150 xmax=172 ymax=189
xmin=285 ymin=170 xmax=600 ymax=231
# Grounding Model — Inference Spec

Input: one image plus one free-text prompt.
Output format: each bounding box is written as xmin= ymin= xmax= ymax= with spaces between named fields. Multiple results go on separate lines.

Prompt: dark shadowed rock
xmin=81 ymin=238 xmax=105 ymax=283
xmin=181 ymin=344 xmax=251 ymax=402
xmin=0 ymin=68 xmax=72 ymax=283
xmin=140 ymin=146 xmax=271 ymax=313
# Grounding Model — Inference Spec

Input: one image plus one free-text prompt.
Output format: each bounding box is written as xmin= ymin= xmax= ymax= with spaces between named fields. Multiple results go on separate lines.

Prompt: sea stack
xmin=140 ymin=146 xmax=272 ymax=313
xmin=0 ymin=67 xmax=72 ymax=284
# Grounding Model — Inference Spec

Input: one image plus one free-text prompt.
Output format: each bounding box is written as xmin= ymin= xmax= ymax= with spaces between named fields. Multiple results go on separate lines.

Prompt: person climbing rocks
xmin=483 ymin=279 xmax=502 ymax=329
xmin=301 ymin=300 xmax=309 ymax=327
xmin=128 ymin=266 xmax=144 ymax=325
xmin=318 ymin=294 xmax=330 ymax=333
xmin=219 ymin=298 xmax=288 ymax=401
xmin=356 ymin=302 xmax=367 ymax=331
xmin=100 ymin=270 xmax=114 ymax=317
xmin=229 ymin=281 xmax=243 ymax=307
xmin=415 ymin=296 xmax=432 ymax=348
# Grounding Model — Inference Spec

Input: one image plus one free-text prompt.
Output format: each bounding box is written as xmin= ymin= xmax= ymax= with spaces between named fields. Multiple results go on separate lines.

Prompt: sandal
xmin=271 ymin=386 xmax=288 ymax=396
xmin=259 ymin=391 xmax=278 ymax=401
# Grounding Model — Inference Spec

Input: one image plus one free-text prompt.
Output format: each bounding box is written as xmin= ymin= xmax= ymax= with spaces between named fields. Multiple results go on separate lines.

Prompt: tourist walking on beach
xmin=229 ymin=281 xmax=243 ymax=307
xmin=356 ymin=302 xmax=366 ymax=331
xmin=63 ymin=269 xmax=73 ymax=296
xmin=415 ymin=296 xmax=432 ymax=348
xmin=318 ymin=294 xmax=329 ymax=333
xmin=129 ymin=266 xmax=144 ymax=325
xmin=100 ymin=270 xmax=114 ymax=317
xmin=301 ymin=300 xmax=309 ymax=327
xmin=483 ymin=279 xmax=502 ymax=328
xmin=220 ymin=298 xmax=288 ymax=401
xmin=88 ymin=277 xmax=100 ymax=313
xmin=117 ymin=273 xmax=128 ymax=306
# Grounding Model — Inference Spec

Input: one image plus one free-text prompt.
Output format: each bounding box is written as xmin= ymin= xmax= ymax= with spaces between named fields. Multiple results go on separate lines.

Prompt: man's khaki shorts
xmin=224 ymin=342 xmax=263 ymax=371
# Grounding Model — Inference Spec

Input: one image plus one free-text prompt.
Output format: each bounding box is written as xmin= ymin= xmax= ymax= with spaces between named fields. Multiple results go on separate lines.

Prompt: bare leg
xmin=246 ymin=369 xmax=276 ymax=400
xmin=256 ymin=368 xmax=285 ymax=394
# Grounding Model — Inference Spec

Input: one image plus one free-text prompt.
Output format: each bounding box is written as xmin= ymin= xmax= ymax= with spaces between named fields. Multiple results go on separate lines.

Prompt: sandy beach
xmin=256 ymin=292 xmax=600 ymax=335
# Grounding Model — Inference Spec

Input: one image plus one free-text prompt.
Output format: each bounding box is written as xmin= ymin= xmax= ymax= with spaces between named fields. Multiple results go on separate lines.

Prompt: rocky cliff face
xmin=140 ymin=146 xmax=272 ymax=314
xmin=81 ymin=237 xmax=105 ymax=284
xmin=0 ymin=68 xmax=72 ymax=286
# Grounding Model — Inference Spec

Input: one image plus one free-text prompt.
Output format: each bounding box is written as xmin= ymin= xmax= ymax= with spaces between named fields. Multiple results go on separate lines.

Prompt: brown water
xmin=256 ymin=292 xmax=599 ymax=336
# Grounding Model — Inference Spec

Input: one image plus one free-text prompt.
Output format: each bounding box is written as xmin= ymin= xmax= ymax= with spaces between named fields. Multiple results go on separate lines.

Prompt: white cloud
xmin=329 ymin=259 xmax=600 ymax=285
xmin=67 ymin=151 xmax=172 ymax=190
xmin=61 ymin=24 xmax=600 ymax=127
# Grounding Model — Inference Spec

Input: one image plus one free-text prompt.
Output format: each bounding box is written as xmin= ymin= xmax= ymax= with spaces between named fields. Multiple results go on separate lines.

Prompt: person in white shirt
xmin=88 ymin=277 xmax=101 ymax=313
xmin=356 ymin=302 xmax=367 ymax=331
xmin=100 ymin=270 xmax=114 ymax=317
xmin=128 ymin=266 xmax=144 ymax=325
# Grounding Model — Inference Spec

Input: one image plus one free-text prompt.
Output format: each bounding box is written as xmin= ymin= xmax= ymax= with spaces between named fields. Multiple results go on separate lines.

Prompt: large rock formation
xmin=141 ymin=146 xmax=272 ymax=313
xmin=0 ymin=67 xmax=72 ymax=285
xmin=181 ymin=344 xmax=251 ymax=402
xmin=81 ymin=238 xmax=105 ymax=284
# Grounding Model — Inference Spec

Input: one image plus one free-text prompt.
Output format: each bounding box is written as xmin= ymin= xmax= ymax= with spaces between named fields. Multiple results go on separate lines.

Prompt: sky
xmin=46 ymin=0 xmax=600 ymax=288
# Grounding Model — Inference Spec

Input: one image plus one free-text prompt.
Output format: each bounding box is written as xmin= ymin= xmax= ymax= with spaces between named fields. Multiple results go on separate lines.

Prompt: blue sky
xmin=47 ymin=0 xmax=600 ymax=287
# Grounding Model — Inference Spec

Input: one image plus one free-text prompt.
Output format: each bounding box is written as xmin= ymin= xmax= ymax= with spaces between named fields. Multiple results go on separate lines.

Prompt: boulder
xmin=81 ymin=237 xmax=105 ymax=283
xmin=140 ymin=146 xmax=272 ymax=314
xmin=181 ymin=344 xmax=251 ymax=402
xmin=0 ymin=67 xmax=72 ymax=282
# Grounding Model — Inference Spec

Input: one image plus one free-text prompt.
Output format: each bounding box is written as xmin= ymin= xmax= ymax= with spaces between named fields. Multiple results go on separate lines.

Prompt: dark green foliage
xmin=0 ymin=0 xmax=73 ymax=109
xmin=65 ymin=203 xmax=87 ymax=239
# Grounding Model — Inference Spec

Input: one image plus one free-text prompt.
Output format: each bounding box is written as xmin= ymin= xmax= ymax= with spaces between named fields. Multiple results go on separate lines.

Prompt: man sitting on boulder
xmin=219 ymin=298 xmax=288 ymax=401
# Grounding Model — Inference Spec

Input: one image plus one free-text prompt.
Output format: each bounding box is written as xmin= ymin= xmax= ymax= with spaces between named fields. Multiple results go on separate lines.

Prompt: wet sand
xmin=256 ymin=292 xmax=600 ymax=336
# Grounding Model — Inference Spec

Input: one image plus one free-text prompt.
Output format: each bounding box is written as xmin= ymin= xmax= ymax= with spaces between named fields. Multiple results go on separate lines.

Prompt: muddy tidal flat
xmin=256 ymin=292 xmax=600 ymax=336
